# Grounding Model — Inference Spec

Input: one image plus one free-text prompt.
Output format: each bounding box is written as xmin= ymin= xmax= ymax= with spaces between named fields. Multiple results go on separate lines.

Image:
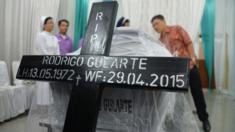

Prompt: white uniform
xmin=27 ymin=16 xmax=71 ymax=132
xmin=34 ymin=31 xmax=59 ymax=105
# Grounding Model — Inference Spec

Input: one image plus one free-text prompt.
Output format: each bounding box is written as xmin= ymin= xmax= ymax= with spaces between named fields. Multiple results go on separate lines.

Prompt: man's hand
xmin=190 ymin=56 xmax=197 ymax=69
xmin=187 ymin=42 xmax=197 ymax=69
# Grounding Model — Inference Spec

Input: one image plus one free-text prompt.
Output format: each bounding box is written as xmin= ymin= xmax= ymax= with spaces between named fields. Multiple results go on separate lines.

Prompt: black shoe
xmin=202 ymin=120 xmax=211 ymax=132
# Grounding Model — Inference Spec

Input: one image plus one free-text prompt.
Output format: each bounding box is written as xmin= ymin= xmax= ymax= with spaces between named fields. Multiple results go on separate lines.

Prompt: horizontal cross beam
xmin=17 ymin=55 xmax=189 ymax=92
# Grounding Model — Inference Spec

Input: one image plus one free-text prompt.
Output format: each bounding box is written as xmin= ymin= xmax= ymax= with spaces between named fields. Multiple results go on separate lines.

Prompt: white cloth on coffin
xmin=96 ymin=27 xmax=200 ymax=132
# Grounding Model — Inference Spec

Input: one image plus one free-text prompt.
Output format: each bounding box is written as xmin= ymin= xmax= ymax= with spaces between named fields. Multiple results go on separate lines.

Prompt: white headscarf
xmin=40 ymin=16 xmax=47 ymax=32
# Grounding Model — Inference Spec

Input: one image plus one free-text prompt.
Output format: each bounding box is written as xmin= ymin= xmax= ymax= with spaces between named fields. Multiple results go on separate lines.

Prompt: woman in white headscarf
xmin=36 ymin=16 xmax=59 ymax=55
xmin=27 ymin=16 xmax=71 ymax=132
xmin=35 ymin=16 xmax=59 ymax=105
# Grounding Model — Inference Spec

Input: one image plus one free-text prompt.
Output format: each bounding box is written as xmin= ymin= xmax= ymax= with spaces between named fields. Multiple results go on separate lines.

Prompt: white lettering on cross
xmin=96 ymin=12 xmax=103 ymax=21
xmin=87 ymin=57 xmax=95 ymax=67
xmin=130 ymin=58 xmax=138 ymax=70
xmin=42 ymin=56 xmax=49 ymax=64
xmin=139 ymin=58 xmax=147 ymax=70
xmin=129 ymin=57 xmax=147 ymax=70
xmin=95 ymin=24 xmax=99 ymax=32
xmin=95 ymin=71 xmax=103 ymax=81
xmin=119 ymin=58 xmax=128 ymax=69
xmin=90 ymin=34 xmax=98 ymax=44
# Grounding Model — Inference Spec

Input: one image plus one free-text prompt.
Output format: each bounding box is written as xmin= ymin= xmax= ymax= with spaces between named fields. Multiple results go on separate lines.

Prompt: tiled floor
xmin=0 ymin=114 xmax=27 ymax=132
xmin=201 ymin=90 xmax=235 ymax=132
xmin=0 ymin=90 xmax=235 ymax=132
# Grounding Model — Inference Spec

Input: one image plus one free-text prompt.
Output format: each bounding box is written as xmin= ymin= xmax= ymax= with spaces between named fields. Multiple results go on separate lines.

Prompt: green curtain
xmin=73 ymin=0 xmax=89 ymax=50
xmin=201 ymin=0 xmax=215 ymax=89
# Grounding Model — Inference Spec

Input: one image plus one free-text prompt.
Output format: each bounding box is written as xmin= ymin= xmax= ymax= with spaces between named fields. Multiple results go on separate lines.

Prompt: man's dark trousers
xmin=190 ymin=65 xmax=209 ymax=122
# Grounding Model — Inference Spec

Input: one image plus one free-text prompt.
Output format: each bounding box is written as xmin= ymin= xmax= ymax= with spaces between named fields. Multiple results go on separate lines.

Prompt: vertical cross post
xmin=63 ymin=2 xmax=118 ymax=132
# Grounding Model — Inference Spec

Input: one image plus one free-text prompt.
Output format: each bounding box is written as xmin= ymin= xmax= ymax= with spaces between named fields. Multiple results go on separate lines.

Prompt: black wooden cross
xmin=16 ymin=1 xmax=189 ymax=132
